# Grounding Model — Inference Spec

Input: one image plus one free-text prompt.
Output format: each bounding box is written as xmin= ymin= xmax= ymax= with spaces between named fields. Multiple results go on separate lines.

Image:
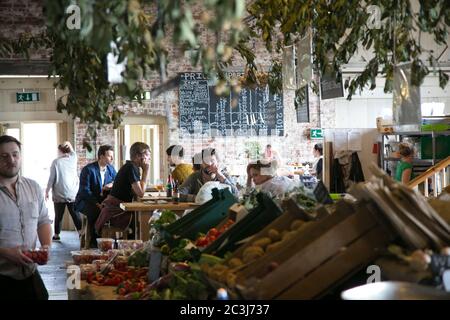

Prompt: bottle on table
xmin=172 ymin=180 xmax=179 ymax=204
xmin=166 ymin=173 xmax=173 ymax=198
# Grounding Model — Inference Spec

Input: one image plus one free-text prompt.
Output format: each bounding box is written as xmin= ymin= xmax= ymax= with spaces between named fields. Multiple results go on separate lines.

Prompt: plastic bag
xmin=195 ymin=181 xmax=231 ymax=204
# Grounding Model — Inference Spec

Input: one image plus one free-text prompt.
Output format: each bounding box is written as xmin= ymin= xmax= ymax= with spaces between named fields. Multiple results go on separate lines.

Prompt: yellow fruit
xmin=228 ymin=258 xmax=243 ymax=268
xmin=283 ymin=230 xmax=297 ymax=240
xmin=266 ymin=242 xmax=282 ymax=253
xmin=253 ymin=237 xmax=272 ymax=250
xmin=226 ymin=272 xmax=237 ymax=288
xmin=268 ymin=229 xmax=281 ymax=242
xmin=242 ymin=246 xmax=265 ymax=263
xmin=290 ymin=219 xmax=305 ymax=231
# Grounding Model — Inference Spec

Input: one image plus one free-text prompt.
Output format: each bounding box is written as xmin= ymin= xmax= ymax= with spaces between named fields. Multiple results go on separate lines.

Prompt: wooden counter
xmin=120 ymin=202 xmax=200 ymax=241
xmin=120 ymin=202 xmax=199 ymax=212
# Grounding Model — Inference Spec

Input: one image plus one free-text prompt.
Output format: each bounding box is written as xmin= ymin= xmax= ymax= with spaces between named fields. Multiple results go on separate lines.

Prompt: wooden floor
xmin=38 ymin=231 xmax=79 ymax=300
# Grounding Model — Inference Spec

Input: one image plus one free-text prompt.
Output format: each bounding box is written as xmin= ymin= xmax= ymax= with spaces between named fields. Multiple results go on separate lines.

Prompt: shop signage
xmin=320 ymin=71 xmax=344 ymax=100
xmin=16 ymin=92 xmax=40 ymax=103
xmin=295 ymin=86 xmax=309 ymax=123
xmin=310 ymin=128 xmax=323 ymax=139
xmin=133 ymin=91 xmax=151 ymax=101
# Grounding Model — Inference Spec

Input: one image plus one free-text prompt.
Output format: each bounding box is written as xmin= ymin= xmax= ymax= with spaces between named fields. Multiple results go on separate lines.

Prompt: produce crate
xmin=202 ymin=193 xmax=283 ymax=257
xmin=228 ymin=201 xmax=309 ymax=262
xmin=281 ymin=197 xmax=330 ymax=221
xmin=236 ymin=200 xmax=395 ymax=299
xmin=161 ymin=188 xmax=237 ymax=244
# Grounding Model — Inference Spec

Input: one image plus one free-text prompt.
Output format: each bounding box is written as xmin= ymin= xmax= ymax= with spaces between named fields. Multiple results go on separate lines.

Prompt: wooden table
xmin=120 ymin=202 xmax=200 ymax=241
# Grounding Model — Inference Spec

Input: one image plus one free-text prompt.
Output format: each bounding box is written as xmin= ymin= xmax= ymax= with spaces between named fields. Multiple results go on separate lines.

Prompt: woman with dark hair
xmin=246 ymin=160 xmax=295 ymax=198
xmin=395 ymin=142 xmax=414 ymax=184
xmin=312 ymin=144 xmax=323 ymax=180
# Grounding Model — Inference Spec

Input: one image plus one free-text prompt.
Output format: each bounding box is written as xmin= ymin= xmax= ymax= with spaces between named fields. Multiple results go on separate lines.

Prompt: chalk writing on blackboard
xmin=179 ymin=72 xmax=284 ymax=136
xmin=295 ymin=86 xmax=309 ymax=123
xmin=320 ymin=71 xmax=344 ymax=100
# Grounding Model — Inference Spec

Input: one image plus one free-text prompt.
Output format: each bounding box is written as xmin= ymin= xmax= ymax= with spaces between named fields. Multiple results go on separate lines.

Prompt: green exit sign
xmin=16 ymin=92 xmax=40 ymax=103
xmin=310 ymin=128 xmax=323 ymax=139
xmin=133 ymin=91 xmax=151 ymax=101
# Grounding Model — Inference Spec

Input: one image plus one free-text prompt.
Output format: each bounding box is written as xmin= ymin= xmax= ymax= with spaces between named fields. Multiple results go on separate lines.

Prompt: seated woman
xmin=246 ymin=160 xmax=295 ymax=198
xmin=395 ymin=142 xmax=414 ymax=184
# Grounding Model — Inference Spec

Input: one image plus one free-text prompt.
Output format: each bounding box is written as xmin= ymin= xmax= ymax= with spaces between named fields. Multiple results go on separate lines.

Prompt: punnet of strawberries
xmin=23 ymin=248 xmax=49 ymax=265
xmin=195 ymin=219 xmax=234 ymax=248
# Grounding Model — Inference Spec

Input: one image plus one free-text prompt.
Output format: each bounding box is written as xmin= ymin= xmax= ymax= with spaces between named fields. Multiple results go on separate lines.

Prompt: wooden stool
xmin=101 ymin=225 xmax=128 ymax=240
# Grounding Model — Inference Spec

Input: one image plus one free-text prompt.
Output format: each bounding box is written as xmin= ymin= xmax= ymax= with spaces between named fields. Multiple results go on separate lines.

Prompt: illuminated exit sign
xmin=16 ymin=92 xmax=40 ymax=103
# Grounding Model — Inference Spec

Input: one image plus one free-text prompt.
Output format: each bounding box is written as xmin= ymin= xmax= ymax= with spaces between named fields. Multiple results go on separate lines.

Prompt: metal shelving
xmin=380 ymin=130 xmax=450 ymax=177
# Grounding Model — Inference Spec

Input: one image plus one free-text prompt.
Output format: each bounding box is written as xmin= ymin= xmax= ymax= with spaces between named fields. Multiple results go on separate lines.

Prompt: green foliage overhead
xmin=0 ymin=0 xmax=449 ymax=146
xmin=248 ymin=0 xmax=449 ymax=99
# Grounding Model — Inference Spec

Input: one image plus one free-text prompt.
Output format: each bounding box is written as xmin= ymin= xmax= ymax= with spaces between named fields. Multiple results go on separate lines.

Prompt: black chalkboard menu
xmin=320 ymin=71 xmax=344 ymax=100
xmin=295 ymin=86 xmax=309 ymax=123
xmin=178 ymin=72 xmax=284 ymax=136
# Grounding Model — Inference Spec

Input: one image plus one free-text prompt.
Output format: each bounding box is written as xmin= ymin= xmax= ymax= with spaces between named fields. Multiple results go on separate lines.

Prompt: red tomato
xmin=208 ymin=228 xmax=219 ymax=236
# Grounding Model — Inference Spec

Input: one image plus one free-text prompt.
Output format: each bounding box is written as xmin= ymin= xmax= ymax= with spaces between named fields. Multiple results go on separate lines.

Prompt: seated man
xmin=95 ymin=142 xmax=151 ymax=238
xmin=246 ymin=160 xmax=295 ymax=198
xmin=179 ymin=148 xmax=238 ymax=201
xmin=75 ymin=145 xmax=117 ymax=248
xmin=166 ymin=145 xmax=193 ymax=185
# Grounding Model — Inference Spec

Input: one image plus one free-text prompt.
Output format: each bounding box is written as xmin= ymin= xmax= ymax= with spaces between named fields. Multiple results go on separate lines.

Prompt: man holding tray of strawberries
xmin=0 ymin=135 xmax=52 ymax=300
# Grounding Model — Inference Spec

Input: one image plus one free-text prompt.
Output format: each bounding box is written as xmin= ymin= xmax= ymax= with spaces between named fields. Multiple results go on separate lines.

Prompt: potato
xmin=290 ymin=219 xmax=305 ymax=231
xmin=281 ymin=230 xmax=296 ymax=242
xmin=218 ymin=269 xmax=231 ymax=283
xmin=266 ymin=242 xmax=282 ymax=253
xmin=267 ymin=229 xmax=281 ymax=242
xmin=242 ymin=245 xmax=265 ymax=263
xmin=253 ymin=237 xmax=272 ymax=250
xmin=242 ymin=250 xmax=264 ymax=263
xmin=228 ymin=258 xmax=243 ymax=268
xmin=226 ymin=272 xmax=237 ymax=288
xmin=243 ymin=246 xmax=264 ymax=258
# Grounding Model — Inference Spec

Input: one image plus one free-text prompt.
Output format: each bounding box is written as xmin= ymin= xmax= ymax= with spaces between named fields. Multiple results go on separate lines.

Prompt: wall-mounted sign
xmin=296 ymin=30 xmax=313 ymax=89
xmin=133 ymin=91 xmax=151 ymax=101
xmin=178 ymin=72 xmax=283 ymax=136
xmin=393 ymin=62 xmax=421 ymax=131
xmin=310 ymin=128 xmax=323 ymax=139
xmin=16 ymin=92 xmax=40 ymax=103
xmin=295 ymin=86 xmax=309 ymax=123
xmin=320 ymin=71 xmax=344 ymax=100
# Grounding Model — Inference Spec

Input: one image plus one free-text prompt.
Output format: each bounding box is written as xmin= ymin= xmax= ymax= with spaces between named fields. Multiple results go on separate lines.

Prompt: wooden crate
xmin=229 ymin=201 xmax=309 ymax=261
xmin=235 ymin=200 xmax=357 ymax=283
xmin=237 ymin=201 xmax=394 ymax=299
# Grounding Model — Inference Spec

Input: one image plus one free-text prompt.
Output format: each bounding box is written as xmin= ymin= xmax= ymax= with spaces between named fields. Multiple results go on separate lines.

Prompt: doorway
xmin=116 ymin=124 xmax=162 ymax=184
xmin=22 ymin=123 xmax=58 ymax=188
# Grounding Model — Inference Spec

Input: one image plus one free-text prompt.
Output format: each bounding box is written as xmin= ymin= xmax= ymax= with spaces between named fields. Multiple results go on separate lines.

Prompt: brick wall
xmin=0 ymin=0 xmax=48 ymax=59
xmin=1 ymin=0 xmax=335 ymax=175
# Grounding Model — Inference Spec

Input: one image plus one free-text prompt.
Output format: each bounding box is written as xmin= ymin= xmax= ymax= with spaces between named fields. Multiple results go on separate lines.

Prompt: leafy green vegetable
xmin=154 ymin=210 xmax=178 ymax=227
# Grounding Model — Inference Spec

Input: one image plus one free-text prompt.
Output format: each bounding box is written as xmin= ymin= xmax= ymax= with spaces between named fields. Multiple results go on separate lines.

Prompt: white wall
xmin=328 ymin=75 xmax=450 ymax=129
